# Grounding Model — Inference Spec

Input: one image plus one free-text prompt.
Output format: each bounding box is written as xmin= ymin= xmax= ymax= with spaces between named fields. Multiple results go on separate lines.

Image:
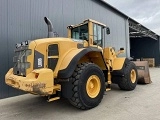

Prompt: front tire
xmin=118 ymin=62 xmax=138 ymax=90
xmin=69 ymin=63 xmax=105 ymax=110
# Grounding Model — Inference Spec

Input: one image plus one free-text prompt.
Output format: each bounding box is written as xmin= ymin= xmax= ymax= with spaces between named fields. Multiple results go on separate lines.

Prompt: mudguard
xmin=57 ymin=47 xmax=107 ymax=79
xmin=111 ymin=58 xmax=130 ymax=76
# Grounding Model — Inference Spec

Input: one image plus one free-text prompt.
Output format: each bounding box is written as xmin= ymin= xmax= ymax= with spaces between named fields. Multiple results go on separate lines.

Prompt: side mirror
xmin=119 ymin=47 xmax=125 ymax=53
xmin=116 ymin=47 xmax=125 ymax=56
xmin=106 ymin=27 xmax=110 ymax=34
xmin=120 ymin=48 xmax=124 ymax=51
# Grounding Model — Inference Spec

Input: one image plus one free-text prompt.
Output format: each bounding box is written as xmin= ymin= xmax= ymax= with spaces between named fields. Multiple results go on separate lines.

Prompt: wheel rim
xmin=130 ymin=69 xmax=136 ymax=83
xmin=86 ymin=75 xmax=101 ymax=98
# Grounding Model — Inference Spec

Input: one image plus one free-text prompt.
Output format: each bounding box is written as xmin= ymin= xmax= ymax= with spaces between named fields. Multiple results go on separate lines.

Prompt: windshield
xmin=71 ymin=23 xmax=88 ymax=41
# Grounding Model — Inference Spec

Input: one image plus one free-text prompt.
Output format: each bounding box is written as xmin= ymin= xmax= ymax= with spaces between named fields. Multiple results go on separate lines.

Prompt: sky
xmin=105 ymin=0 xmax=160 ymax=35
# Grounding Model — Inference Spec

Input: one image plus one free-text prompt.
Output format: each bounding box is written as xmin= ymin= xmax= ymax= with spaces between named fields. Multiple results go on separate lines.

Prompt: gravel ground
xmin=0 ymin=68 xmax=160 ymax=120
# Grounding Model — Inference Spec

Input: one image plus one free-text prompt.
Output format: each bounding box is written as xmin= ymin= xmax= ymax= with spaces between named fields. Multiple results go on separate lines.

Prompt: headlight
xmin=21 ymin=42 xmax=26 ymax=46
xmin=16 ymin=43 xmax=21 ymax=48
xmin=25 ymin=40 xmax=30 ymax=45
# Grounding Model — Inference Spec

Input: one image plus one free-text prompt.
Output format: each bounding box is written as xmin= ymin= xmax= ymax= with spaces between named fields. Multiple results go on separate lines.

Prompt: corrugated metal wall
xmin=0 ymin=0 xmax=128 ymax=98
xmin=159 ymin=36 xmax=160 ymax=60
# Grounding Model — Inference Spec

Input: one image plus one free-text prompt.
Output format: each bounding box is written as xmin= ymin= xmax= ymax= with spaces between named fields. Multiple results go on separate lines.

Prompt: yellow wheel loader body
xmin=5 ymin=37 xmax=107 ymax=96
xmin=5 ymin=68 xmax=58 ymax=95
xmin=5 ymin=17 xmax=140 ymax=109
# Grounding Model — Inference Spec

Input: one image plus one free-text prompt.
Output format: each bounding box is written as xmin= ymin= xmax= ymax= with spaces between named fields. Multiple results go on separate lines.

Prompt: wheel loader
xmin=5 ymin=17 xmax=139 ymax=110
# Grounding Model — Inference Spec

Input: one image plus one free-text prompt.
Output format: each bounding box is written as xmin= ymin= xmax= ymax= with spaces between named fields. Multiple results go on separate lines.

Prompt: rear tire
xmin=69 ymin=63 xmax=105 ymax=110
xmin=118 ymin=62 xmax=138 ymax=90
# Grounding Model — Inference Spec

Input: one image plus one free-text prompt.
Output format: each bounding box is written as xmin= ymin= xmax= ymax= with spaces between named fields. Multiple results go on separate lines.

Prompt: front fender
xmin=113 ymin=58 xmax=126 ymax=70
xmin=111 ymin=58 xmax=130 ymax=76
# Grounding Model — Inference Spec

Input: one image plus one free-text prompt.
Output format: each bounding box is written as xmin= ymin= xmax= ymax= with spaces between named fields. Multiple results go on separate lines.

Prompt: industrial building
xmin=0 ymin=0 xmax=159 ymax=99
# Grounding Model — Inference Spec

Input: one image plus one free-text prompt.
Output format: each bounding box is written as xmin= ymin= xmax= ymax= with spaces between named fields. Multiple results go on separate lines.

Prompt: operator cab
xmin=67 ymin=19 xmax=110 ymax=47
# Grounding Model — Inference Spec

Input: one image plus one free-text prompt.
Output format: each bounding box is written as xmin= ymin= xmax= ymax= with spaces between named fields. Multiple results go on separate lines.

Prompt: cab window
xmin=93 ymin=24 xmax=103 ymax=46
xmin=71 ymin=24 xmax=88 ymax=40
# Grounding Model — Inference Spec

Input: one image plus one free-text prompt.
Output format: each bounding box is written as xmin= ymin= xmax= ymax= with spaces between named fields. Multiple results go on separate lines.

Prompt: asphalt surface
xmin=0 ymin=68 xmax=160 ymax=120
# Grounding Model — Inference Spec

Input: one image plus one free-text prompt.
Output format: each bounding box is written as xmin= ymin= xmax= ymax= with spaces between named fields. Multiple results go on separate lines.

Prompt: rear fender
xmin=57 ymin=47 xmax=107 ymax=79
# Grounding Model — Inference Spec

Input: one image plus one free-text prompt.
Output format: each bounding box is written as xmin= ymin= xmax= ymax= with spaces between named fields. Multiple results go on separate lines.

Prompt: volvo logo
xmin=38 ymin=58 xmax=42 ymax=67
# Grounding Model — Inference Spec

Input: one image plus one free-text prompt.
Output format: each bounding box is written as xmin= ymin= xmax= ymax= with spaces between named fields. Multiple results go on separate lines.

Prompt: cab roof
xmin=67 ymin=18 xmax=106 ymax=29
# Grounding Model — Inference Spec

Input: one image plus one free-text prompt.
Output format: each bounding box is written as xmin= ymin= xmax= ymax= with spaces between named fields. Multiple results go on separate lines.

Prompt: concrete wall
xmin=0 ymin=0 xmax=128 ymax=98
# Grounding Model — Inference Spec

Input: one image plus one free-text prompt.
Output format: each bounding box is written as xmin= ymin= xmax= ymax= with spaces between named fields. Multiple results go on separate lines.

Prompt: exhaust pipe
xmin=44 ymin=17 xmax=54 ymax=38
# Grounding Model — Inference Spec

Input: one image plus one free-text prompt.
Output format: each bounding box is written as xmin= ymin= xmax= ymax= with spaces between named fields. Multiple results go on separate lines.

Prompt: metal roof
xmin=98 ymin=0 xmax=159 ymax=40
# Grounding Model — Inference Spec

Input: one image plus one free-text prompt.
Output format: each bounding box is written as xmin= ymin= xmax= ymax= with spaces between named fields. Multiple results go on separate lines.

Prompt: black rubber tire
xmin=118 ymin=62 xmax=138 ymax=91
xmin=68 ymin=63 xmax=105 ymax=110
